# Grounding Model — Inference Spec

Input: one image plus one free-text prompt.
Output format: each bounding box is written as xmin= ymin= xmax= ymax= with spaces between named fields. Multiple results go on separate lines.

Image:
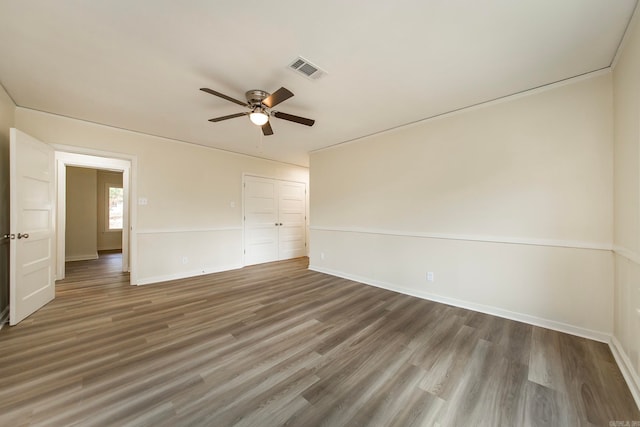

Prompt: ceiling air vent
xmin=288 ymin=56 xmax=326 ymax=80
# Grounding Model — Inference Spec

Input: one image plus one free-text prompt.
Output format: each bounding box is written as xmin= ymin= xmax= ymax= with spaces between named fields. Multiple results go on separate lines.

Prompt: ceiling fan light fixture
xmin=249 ymin=109 xmax=269 ymax=126
xmin=202 ymin=86 xmax=315 ymax=136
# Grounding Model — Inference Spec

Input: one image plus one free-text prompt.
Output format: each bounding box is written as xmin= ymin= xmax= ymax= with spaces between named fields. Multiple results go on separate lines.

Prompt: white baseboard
xmin=97 ymin=246 xmax=123 ymax=252
xmin=309 ymin=264 xmax=611 ymax=343
xmin=65 ymin=253 xmax=99 ymax=262
xmin=136 ymin=263 xmax=243 ymax=286
xmin=0 ymin=306 xmax=9 ymax=331
xmin=610 ymin=336 xmax=640 ymax=410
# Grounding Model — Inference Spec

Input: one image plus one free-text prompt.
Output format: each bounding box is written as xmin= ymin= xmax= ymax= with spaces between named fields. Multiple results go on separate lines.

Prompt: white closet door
xmin=243 ymin=176 xmax=306 ymax=266
xmin=244 ymin=177 xmax=279 ymax=265
xmin=278 ymin=181 xmax=306 ymax=260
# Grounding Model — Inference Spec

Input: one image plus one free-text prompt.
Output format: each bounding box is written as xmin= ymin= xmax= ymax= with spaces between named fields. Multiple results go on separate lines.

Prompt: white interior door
xmin=10 ymin=128 xmax=55 ymax=325
xmin=244 ymin=177 xmax=279 ymax=265
xmin=278 ymin=181 xmax=306 ymax=260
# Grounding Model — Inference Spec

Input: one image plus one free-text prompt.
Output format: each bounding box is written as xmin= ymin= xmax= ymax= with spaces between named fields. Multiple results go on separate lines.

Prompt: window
xmin=107 ymin=185 xmax=124 ymax=230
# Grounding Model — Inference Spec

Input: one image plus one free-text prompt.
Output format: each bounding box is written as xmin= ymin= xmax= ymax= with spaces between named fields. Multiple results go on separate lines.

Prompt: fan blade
xmin=262 ymin=87 xmax=294 ymax=108
xmin=262 ymin=121 xmax=274 ymax=136
xmin=200 ymin=88 xmax=248 ymax=107
xmin=273 ymin=111 xmax=315 ymax=126
xmin=208 ymin=112 xmax=248 ymax=122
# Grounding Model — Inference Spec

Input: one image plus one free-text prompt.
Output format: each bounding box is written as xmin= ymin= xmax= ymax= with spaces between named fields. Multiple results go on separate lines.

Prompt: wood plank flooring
xmin=0 ymin=253 xmax=637 ymax=426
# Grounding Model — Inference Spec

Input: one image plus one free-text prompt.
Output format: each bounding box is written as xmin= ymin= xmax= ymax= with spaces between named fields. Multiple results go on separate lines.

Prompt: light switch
xmin=230 ymin=201 xmax=236 ymax=208
xmin=138 ymin=197 xmax=148 ymax=205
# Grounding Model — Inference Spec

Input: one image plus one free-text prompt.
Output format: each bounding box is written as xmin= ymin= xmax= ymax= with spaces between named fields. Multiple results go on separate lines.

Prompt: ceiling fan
xmin=200 ymin=86 xmax=315 ymax=136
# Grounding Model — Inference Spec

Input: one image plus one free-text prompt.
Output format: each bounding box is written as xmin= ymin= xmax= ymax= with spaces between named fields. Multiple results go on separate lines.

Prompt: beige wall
xmin=0 ymin=84 xmax=15 ymax=318
xmin=14 ymin=108 xmax=309 ymax=284
xmin=310 ymin=73 xmax=614 ymax=339
xmin=613 ymin=7 xmax=640 ymax=402
xmin=65 ymin=166 xmax=98 ymax=261
xmin=97 ymin=170 xmax=123 ymax=251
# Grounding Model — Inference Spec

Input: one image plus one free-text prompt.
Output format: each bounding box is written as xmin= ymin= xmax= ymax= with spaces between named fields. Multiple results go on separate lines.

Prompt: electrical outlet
xmin=427 ymin=272 xmax=434 ymax=282
xmin=321 ymin=252 xmax=325 ymax=260
xmin=182 ymin=256 xmax=188 ymax=265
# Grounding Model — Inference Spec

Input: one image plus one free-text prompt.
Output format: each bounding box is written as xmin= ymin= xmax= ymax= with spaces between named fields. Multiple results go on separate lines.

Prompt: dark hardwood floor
xmin=0 ymin=253 xmax=637 ymax=426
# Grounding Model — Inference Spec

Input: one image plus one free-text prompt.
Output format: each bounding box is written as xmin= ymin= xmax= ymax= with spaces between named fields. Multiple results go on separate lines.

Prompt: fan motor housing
xmin=245 ymin=90 xmax=269 ymax=106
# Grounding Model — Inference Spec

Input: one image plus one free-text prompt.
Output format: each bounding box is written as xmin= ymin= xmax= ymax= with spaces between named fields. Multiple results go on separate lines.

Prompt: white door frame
xmin=54 ymin=147 xmax=137 ymax=284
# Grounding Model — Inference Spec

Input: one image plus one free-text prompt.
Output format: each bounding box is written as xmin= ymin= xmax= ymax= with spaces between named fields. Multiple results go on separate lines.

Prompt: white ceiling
xmin=0 ymin=1 xmax=636 ymax=167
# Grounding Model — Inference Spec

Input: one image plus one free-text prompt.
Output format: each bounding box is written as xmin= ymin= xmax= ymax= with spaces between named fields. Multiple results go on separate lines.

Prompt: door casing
xmin=54 ymin=148 xmax=137 ymax=284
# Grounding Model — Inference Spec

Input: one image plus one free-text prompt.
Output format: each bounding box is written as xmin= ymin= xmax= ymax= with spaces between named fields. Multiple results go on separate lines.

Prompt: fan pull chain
xmin=257 ymin=126 xmax=264 ymax=153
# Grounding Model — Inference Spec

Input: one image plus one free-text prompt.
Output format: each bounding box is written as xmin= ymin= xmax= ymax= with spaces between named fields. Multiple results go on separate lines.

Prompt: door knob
xmin=17 ymin=233 xmax=29 ymax=239
xmin=3 ymin=234 xmax=15 ymax=240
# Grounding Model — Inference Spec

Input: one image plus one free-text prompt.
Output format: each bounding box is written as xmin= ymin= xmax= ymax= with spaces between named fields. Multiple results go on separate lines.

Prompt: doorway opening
xmin=55 ymin=151 xmax=135 ymax=284
xmin=64 ymin=166 xmax=125 ymax=278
